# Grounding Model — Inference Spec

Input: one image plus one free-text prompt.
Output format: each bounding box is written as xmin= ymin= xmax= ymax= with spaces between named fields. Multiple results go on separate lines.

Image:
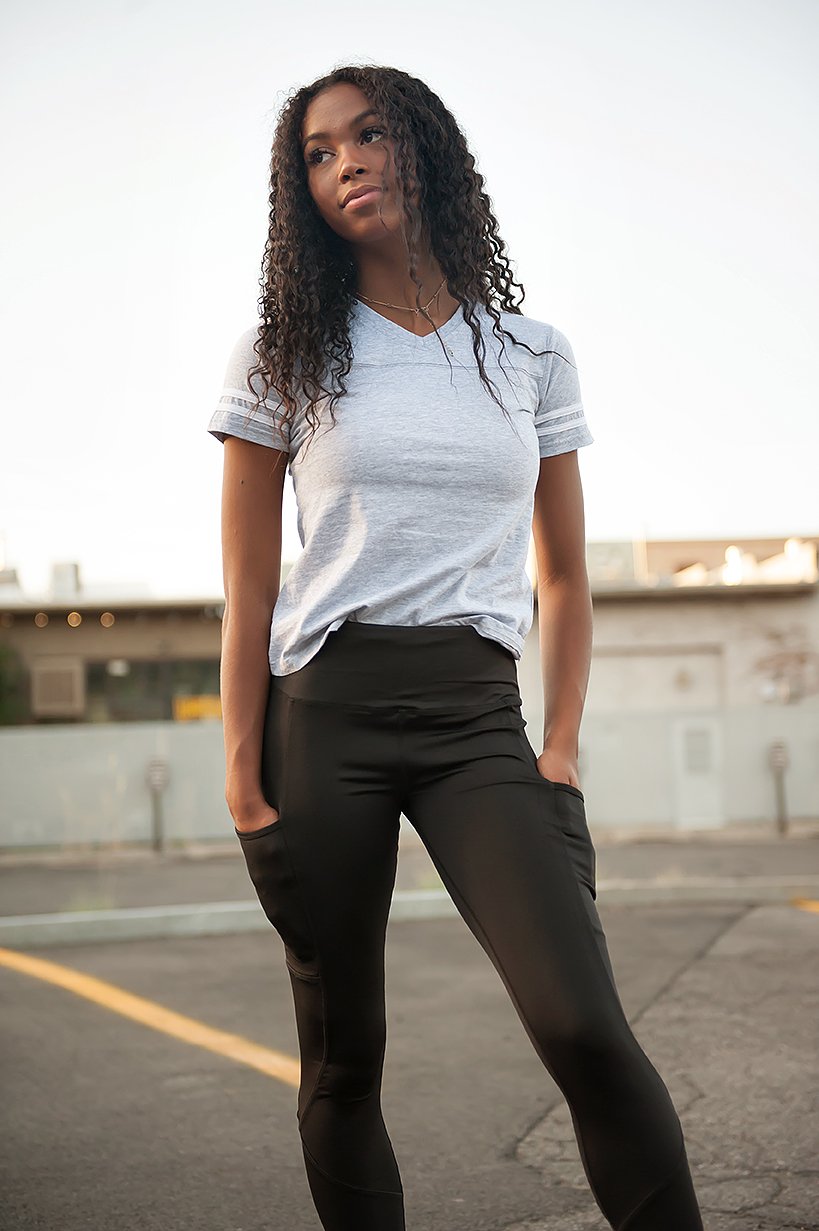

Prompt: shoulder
xmin=219 ymin=324 xmax=284 ymax=398
xmin=224 ymin=324 xmax=262 ymax=370
xmin=475 ymin=305 xmax=576 ymax=368
xmin=496 ymin=307 xmax=574 ymax=355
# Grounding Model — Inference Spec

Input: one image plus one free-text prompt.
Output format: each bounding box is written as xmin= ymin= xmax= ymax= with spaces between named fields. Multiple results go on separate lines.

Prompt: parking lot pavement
xmin=1 ymin=900 xmax=817 ymax=1230
xmin=1 ymin=824 xmax=818 ymax=923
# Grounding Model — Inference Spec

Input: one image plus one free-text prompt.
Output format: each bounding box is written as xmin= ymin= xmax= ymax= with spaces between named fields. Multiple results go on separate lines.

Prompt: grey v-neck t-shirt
xmin=207 ymin=299 xmax=594 ymax=676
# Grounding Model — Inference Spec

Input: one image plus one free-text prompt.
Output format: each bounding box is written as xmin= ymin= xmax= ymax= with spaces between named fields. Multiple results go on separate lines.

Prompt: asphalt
xmin=1 ymin=821 xmax=818 ymax=948
xmin=1 ymin=897 xmax=816 ymax=1230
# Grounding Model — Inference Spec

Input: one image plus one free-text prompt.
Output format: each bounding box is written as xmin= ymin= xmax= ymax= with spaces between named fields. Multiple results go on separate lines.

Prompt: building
xmin=0 ymin=562 xmax=225 ymax=724
xmin=0 ymin=536 xmax=816 ymax=845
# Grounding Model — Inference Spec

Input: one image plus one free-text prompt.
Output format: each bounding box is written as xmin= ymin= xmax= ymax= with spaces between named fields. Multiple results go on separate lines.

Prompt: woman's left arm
xmin=531 ymin=449 xmax=593 ymax=790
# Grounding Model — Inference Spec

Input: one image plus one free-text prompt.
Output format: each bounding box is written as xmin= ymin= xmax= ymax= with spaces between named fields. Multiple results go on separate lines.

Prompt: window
xmin=85 ymin=659 xmax=221 ymax=723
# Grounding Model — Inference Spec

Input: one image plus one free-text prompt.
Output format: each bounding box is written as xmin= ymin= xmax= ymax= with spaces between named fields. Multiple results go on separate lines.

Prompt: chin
xmin=338 ymin=212 xmax=403 ymax=243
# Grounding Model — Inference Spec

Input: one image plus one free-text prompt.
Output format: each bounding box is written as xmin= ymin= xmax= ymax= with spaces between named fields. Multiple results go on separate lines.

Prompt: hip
xmin=270 ymin=620 xmax=522 ymax=715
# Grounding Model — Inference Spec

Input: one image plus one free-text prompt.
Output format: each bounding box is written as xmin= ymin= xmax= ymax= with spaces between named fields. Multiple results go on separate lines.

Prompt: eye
xmin=306 ymin=125 xmax=387 ymax=166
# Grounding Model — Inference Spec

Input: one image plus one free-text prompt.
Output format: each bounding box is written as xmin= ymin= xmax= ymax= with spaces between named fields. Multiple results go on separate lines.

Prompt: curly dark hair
xmin=245 ymin=63 xmax=561 ymax=465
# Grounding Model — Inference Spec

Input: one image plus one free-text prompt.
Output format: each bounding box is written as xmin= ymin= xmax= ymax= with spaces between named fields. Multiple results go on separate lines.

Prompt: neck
xmin=350 ymin=233 xmax=460 ymax=324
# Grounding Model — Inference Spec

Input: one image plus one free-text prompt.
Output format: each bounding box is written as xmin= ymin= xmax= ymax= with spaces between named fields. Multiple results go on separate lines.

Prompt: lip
xmin=341 ymin=184 xmax=383 ymax=209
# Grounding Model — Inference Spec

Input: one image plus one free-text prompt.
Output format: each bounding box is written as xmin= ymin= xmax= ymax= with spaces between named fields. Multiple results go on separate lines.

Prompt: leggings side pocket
xmin=552 ymin=785 xmax=597 ymax=900
xmin=236 ymin=821 xmax=320 ymax=981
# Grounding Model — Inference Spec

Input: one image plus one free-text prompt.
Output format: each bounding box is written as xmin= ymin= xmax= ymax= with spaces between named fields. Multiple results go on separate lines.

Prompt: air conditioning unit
xmin=31 ymin=656 xmax=85 ymax=719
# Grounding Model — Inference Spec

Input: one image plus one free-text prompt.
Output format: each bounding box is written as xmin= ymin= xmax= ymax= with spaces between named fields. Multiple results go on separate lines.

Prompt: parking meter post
xmin=773 ymin=768 xmax=788 ymax=837
xmin=145 ymin=758 xmax=170 ymax=854
xmin=768 ymin=740 xmax=789 ymax=838
xmin=150 ymin=789 xmax=165 ymax=854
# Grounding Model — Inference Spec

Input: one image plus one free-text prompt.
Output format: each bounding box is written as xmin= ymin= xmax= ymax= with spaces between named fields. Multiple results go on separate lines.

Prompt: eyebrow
xmin=302 ymin=109 xmax=381 ymax=150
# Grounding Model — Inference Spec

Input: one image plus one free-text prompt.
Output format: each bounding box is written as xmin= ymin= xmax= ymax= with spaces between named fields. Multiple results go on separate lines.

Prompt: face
xmin=300 ymin=82 xmax=418 ymax=246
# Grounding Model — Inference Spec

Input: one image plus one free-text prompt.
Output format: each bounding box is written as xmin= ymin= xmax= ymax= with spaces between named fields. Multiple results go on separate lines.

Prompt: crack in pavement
xmin=503 ymin=904 xmax=819 ymax=1231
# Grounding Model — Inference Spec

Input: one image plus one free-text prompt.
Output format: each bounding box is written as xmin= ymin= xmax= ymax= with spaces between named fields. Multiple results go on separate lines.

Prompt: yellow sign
xmin=173 ymin=695 xmax=222 ymax=722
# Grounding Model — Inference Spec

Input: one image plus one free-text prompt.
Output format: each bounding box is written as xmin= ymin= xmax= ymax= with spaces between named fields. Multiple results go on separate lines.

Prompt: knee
xmin=321 ymin=1030 xmax=387 ymax=1102
xmin=545 ymin=1011 xmax=633 ymax=1085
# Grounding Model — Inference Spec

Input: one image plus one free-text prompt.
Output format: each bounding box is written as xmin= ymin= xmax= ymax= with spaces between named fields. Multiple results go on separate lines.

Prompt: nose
xmin=339 ymin=168 xmax=369 ymax=188
xmin=338 ymin=145 xmax=371 ymax=182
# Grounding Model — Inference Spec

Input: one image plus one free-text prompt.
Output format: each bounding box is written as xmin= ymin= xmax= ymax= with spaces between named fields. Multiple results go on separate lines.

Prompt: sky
xmin=1 ymin=0 xmax=817 ymax=599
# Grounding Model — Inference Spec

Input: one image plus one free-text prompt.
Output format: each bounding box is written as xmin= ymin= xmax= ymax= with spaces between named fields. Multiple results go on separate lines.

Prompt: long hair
xmin=246 ymin=63 xmax=558 ymax=462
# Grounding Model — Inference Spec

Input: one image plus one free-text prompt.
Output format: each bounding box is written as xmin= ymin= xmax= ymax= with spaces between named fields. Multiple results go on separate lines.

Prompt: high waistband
xmin=272 ymin=621 xmax=522 ymax=713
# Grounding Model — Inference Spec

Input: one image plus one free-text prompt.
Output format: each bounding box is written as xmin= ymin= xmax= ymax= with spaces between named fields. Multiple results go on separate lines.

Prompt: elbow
xmin=535 ymin=562 xmax=590 ymax=593
xmin=222 ymin=591 xmax=279 ymax=627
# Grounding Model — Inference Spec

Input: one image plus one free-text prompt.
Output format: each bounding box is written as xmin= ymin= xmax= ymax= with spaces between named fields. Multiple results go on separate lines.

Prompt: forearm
xmin=219 ymin=598 xmax=276 ymax=807
xmin=536 ymin=573 xmax=593 ymax=756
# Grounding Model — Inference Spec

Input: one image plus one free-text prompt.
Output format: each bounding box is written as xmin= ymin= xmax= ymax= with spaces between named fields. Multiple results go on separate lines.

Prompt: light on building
xmin=100 ymin=612 xmax=116 ymax=628
xmin=723 ymin=545 xmax=743 ymax=585
xmin=67 ymin=611 xmax=82 ymax=627
xmin=34 ymin=612 xmax=49 ymax=627
xmin=783 ymin=537 xmax=818 ymax=581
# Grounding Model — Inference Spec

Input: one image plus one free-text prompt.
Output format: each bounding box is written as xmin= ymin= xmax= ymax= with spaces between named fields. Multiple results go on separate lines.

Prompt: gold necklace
xmin=355 ymin=275 xmax=448 ymax=315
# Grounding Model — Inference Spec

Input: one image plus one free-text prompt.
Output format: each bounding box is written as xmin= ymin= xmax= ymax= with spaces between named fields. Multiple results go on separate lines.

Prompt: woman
xmin=208 ymin=64 xmax=704 ymax=1231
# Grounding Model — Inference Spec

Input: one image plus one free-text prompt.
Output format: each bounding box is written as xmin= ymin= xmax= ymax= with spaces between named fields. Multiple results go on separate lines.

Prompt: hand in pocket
xmin=230 ymin=796 xmax=281 ymax=836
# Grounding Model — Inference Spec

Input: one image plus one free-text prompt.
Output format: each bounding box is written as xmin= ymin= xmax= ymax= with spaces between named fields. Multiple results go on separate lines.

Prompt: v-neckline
xmin=352 ymin=297 xmax=469 ymax=351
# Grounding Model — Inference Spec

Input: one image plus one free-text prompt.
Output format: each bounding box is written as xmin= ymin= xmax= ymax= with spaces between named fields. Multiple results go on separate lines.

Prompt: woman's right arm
xmin=218 ymin=436 xmax=289 ymax=830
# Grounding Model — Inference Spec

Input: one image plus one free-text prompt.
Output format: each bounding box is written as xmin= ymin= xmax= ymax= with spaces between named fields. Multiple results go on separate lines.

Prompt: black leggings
xmin=235 ymin=622 xmax=704 ymax=1230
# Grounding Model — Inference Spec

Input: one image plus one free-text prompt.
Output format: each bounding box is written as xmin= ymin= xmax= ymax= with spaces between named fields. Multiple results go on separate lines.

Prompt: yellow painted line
xmin=0 ymin=946 xmax=300 ymax=1087
xmin=790 ymin=897 xmax=819 ymax=914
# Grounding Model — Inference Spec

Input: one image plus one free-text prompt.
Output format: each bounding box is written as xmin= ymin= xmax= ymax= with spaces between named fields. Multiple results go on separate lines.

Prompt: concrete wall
xmin=516 ymin=582 xmax=819 ymax=832
xmin=0 ymin=719 xmax=230 ymax=850
xmin=1 ymin=701 xmax=814 ymax=851
xmin=2 ymin=585 xmax=817 ymax=850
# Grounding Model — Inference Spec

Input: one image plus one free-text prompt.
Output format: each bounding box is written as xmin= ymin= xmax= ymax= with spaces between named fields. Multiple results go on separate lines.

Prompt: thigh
xmin=404 ymin=706 xmax=624 ymax=1044
xmin=249 ymin=683 xmax=404 ymax=991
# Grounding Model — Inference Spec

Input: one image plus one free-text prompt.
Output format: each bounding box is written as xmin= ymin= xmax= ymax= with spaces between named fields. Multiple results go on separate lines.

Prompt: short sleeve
xmin=207 ymin=326 xmax=291 ymax=452
xmin=534 ymin=327 xmax=594 ymax=458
